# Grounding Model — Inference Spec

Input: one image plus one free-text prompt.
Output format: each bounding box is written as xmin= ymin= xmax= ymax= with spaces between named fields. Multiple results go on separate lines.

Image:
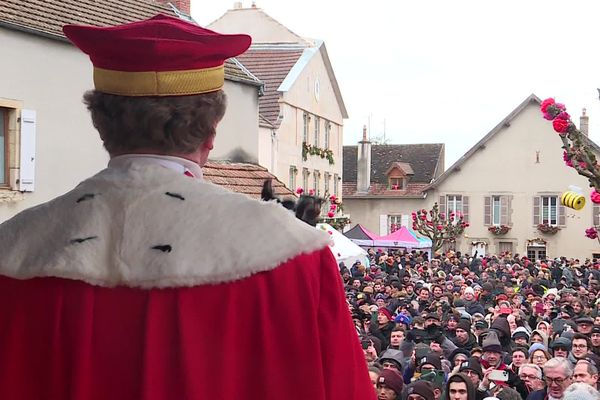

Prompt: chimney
xmin=357 ymin=125 xmax=372 ymax=193
xmin=581 ymin=108 xmax=589 ymax=137
xmin=251 ymin=1 xmax=257 ymax=8
xmin=157 ymin=0 xmax=191 ymax=14
xmin=233 ymin=1 xmax=243 ymax=9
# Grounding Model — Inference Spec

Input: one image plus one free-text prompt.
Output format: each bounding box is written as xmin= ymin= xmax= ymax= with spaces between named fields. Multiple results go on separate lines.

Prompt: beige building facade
xmin=209 ymin=5 xmax=347 ymax=198
xmin=427 ymin=95 xmax=600 ymax=259
xmin=344 ymin=95 xmax=600 ymax=259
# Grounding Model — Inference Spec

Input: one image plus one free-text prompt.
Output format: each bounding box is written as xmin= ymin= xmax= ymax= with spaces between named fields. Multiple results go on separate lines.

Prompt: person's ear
xmin=203 ymin=133 xmax=215 ymax=150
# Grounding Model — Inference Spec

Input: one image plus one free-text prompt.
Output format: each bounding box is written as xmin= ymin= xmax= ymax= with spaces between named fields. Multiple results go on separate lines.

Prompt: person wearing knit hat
xmin=511 ymin=327 xmax=530 ymax=347
xmin=406 ymin=380 xmax=435 ymax=400
xmin=452 ymin=319 xmax=477 ymax=352
xmin=418 ymin=353 xmax=443 ymax=372
xmin=376 ymin=369 xmax=404 ymax=400
xmin=459 ymin=357 xmax=491 ymax=400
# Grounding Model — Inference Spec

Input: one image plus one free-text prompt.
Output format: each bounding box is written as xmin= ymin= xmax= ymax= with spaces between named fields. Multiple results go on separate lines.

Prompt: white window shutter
xmin=379 ymin=214 xmax=388 ymax=235
xmin=401 ymin=214 xmax=410 ymax=227
xmin=19 ymin=109 xmax=36 ymax=192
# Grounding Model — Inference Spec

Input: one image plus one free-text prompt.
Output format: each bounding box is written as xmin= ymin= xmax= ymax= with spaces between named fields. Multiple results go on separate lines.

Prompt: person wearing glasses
xmin=571 ymin=334 xmax=592 ymax=363
xmin=550 ymin=337 xmax=572 ymax=359
xmin=517 ymin=363 xmax=545 ymax=399
xmin=527 ymin=357 xmax=573 ymax=400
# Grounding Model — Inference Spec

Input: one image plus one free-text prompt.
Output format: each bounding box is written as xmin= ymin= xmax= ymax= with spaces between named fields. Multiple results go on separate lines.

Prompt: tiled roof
xmin=203 ymin=161 xmax=293 ymax=199
xmin=343 ymin=182 xmax=429 ymax=198
xmin=0 ymin=0 xmax=261 ymax=87
xmin=343 ymin=144 xmax=444 ymax=184
xmin=236 ymin=49 xmax=305 ymax=128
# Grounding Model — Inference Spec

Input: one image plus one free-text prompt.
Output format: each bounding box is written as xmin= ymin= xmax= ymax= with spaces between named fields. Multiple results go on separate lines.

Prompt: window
xmin=333 ymin=173 xmax=339 ymax=197
xmin=302 ymin=168 xmax=309 ymax=191
xmin=593 ymin=203 xmax=600 ymax=226
xmin=388 ymin=215 xmax=401 ymax=233
xmin=527 ymin=246 xmax=546 ymax=261
xmin=541 ymin=196 xmax=558 ymax=225
xmin=389 ymin=177 xmax=404 ymax=190
xmin=324 ymin=172 xmax=330 ymax=195
xmin=314 ymin=116 xmax=320 ymax=146
xmin=492 ymin=196 xmax=501 ymax=225
xmin=0 ymin=100 xmax=33 ymax=192
xmin=324 ymin=121 xmax=331 ymax=149
xmin=302 ymin=112 xmax=309 ymax=143
xmin=447 ymin=195 xmax=463 ymax=215
xmin=314 ymin=170 xmax=320 ymax=195
xmin=289 ymin=165 xmax=297 ymax=189
xmin=498 ymin=242 xmax=513 ymax=255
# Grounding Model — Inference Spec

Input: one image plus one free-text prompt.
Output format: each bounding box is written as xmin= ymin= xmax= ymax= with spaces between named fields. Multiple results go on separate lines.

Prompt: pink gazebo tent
xmin=374 ymin=226 xmax=420 ymax=248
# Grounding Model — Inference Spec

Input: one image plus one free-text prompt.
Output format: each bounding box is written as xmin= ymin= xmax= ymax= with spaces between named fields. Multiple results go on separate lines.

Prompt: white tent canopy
xmin=317 ymin=223 xmax=369 ymax=267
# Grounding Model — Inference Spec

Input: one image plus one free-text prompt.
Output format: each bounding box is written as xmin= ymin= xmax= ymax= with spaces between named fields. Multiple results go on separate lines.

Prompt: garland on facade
xmin=539 ymin=98 xmax=600 ymax=242
xmin=295 ymin=189 xmax=349 ymax=230
xmin=302 ymin=142 xmax=335 ymax=165
xmin=487 ymin=225 xmax=510 ymax=235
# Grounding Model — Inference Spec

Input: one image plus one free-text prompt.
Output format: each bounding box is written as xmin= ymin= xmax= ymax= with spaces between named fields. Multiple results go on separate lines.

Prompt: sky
xmin=192 ymin=0 xmax=600 ymax=167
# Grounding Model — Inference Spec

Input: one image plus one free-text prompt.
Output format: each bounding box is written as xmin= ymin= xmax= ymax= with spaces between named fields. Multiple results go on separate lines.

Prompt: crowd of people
xmin=341 ymin=249 xmax=600 ymax=400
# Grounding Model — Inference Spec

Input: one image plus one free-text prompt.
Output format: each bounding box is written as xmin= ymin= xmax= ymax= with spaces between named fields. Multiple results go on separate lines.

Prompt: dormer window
xmin=389 ymin=177 xmax=405 ymax=190
xmin=385 ymin=162 xmax=414 ymax=190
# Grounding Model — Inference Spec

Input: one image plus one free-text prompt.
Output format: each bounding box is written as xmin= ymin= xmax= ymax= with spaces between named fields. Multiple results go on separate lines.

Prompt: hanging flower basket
xmin=537 ymin=223 xmax=560 ymax=234
xmin=488 ymin=225 xmax=510 ymax=235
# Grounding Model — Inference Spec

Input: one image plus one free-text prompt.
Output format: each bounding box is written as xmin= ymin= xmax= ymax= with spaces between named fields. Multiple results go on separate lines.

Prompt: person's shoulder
xmin=0 ymin=165 xmax=331 ymax=288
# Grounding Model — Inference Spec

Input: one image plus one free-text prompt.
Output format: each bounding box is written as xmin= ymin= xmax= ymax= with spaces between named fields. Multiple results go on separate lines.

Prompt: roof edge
xmin=426 ymin=94 xmax=541 ymax=190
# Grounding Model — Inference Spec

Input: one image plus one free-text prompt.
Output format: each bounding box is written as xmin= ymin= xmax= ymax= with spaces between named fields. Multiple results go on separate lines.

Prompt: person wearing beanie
xmin=511 ymin=327 xmax=530 ymax=347
xmin=377 ymin=369 xmax=404 ymax=400
xmin=445 ymin=372 xmax=476 ymax=400
xmin=407 ymin=380 xmax=436 ymax=400
xmin=452 ymin=320 xmax=477 ymax=351
xmin=418 ymin=353 xmax=443 ymax=373
xmin=459 ymin=358 xmax=490 ymax=400
xmin=450 ymin=348 xmax=471 ymax=369
xmin=591 ymin=325 xmax=600 ymax=356
xmin=371 ymin=307 xmax=395 ymax=349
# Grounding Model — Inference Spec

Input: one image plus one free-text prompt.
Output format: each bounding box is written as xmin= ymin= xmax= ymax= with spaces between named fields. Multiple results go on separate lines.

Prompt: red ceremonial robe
xmin=0 ymin=158 xmax=374 ymax=400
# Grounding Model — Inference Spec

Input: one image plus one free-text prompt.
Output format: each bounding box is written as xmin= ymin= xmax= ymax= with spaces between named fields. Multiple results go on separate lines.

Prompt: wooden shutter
xmin=594 ymin=203 xmax=600 ymax=226
xmin=19 ymin=109 xmax=36 ymax=192
xmin=462 ymin=196 xmax=469 ymax=222
xmin=533 ymin=196 xmax=540 ymax=225
xmin=439 ymin=195 xmax=446 ymax=215
xmin=558 ymin=199 xmax=566 ymax=226
xmin=380 ymin=215 xmax=388 ymax=235
xmin=500 ymin=195 xmax=509 ymax=225
xmin=507 ymin=195 xmax=513 ymax=225
xmin=484 ymin=196 xmax=492 ymax=225
xmin=401 ymin=214 xmax=410 ymax=227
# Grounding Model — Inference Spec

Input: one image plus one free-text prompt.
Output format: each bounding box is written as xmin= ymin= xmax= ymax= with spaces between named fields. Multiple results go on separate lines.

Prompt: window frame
xmin=541 ymin=195 xmax=558 ymax=226
xmin=314 ymin=116 xmax=320 ymax=147
xmin=447 ymin=194 xmax=463 ymax=215
xmin=333 ymin=173 xmax=339 ymax=197
xmin=289 ymin=165 xmax=297 ymax=190
xmin=302 ymin=112 xmax=309 ymax=143
xmin=492 ymin=195 xmax=501 ymax=226
xmin=388 ymin=215 xmax=402 ymax=233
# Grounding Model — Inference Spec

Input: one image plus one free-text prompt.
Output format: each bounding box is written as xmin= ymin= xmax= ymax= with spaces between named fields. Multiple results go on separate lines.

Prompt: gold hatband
xmin=93 ymin=65 xmax=225 ymax=96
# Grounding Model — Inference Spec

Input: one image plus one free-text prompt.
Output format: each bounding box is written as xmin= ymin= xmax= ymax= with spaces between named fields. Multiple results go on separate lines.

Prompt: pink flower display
xmin=591 ymin=190 xmax=600 ymax=204
xmin=585 ymin=227 xmax=598 ymax=240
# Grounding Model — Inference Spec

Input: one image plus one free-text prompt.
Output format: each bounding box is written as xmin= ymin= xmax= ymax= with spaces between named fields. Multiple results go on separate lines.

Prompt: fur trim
xmin=0 ymin=163 xmax=330 ymax=288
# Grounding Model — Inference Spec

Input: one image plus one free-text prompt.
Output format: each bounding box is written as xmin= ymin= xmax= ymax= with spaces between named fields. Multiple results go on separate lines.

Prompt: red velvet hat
xmin=63 ymin=14 xmax=251 ymax=96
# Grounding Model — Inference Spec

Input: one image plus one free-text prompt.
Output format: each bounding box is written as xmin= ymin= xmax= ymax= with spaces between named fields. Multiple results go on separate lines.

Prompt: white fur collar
xmin=0 ymin=162 xmax=329 ymax=288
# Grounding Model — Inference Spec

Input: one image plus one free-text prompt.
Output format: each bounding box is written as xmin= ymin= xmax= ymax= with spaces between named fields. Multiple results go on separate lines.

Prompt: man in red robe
xmin=0 ymin=14 xmax=374 ymax=400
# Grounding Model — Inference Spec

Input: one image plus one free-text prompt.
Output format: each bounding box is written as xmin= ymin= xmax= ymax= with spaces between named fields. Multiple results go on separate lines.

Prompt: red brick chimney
xmin=157 ymin=0 xmax=190 ymax=15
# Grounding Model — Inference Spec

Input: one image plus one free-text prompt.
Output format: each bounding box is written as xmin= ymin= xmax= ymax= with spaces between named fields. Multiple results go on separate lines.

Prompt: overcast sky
xmin=192 ymin=0 xmax=600 ymax=167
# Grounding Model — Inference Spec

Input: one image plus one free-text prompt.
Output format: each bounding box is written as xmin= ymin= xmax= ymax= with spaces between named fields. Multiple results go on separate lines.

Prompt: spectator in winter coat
xmin=445 ymin=373 xmax=476 ymax=400
xmin=527 ymin=357 xmax=573 ymax=400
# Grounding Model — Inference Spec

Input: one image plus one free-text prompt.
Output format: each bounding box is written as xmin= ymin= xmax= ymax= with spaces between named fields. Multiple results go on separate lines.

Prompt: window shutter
xmin=19 ymin=109 xmax=36 ymax=192
xmin=484 ymin=196 xmax=492 ymax=226
xmin=558 ymin=201 xmax=566 ymax=226
xmin=380 ymin=215 xmax=389 ymax=235
xmin=401 ymin=214 xmax=410 ymax=227
xmin=507 ymin=195 xmax=513 ymax=225
xmin=593 ymin=203 xmax=600 ymax=226
xmin=500 ymin=195 xmax=509 ymax=225
xmin=439 ymin=195 xmax=446 ymax=216
xmin=462 ymin=196 xmax=469 ymax=222
xmin=533 ymin=196 xmax=540 ymax=226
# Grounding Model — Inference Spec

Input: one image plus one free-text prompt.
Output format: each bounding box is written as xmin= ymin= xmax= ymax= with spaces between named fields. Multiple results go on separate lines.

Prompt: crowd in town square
xmin=342 ymin=249 xmax=600 ymax=400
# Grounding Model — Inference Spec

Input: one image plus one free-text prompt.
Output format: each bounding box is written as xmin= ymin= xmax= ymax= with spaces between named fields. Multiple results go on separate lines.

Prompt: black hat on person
xmin=474 ymin=320 xmax=489 ymax=330
xmin=407 ymin=380 xmax=435 ymax=399
xmin=576 ymin=316 xmax=594 ymax=325
xmin=592 ymin=325 xmax=600 ymax=334
xmin=459 ymin=357 xmax=483 ymax=378
xmin=377 ymin=369 xmax=404 ymax=395
xmin=456 ymin=319 xmax=471 ymax=333
xmin=418 ymin=354 xmax=442 ymax=371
